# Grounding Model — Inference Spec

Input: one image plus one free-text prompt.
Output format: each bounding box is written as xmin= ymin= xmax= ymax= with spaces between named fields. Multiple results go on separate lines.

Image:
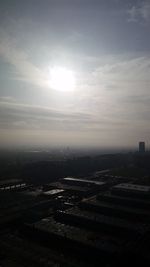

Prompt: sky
xmin=0 ymin=0 xmax=150 ymax=149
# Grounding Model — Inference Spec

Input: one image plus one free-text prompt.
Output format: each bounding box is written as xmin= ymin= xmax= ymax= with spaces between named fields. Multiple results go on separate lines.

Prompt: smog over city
xmin=0 ymin=1 xmax=150 ymax=267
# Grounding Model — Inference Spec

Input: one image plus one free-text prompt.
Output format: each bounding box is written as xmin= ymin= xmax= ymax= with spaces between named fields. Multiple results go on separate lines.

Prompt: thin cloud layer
xmin=0 ymin=32 xmax=50 ymax=88
xmin=0 ymin=101 xmax=93 ymax=130
xmin=128 ymin=1 xmax=150 ymax=23
xmin=0 ymin=1 xmax=150 ymax=148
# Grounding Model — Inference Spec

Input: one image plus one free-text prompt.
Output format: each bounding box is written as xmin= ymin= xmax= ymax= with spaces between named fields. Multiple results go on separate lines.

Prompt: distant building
xmin=111 ymin=183 xmax=150 ymax=198
xmin=139 ymin=141 xmax=145 ymax=153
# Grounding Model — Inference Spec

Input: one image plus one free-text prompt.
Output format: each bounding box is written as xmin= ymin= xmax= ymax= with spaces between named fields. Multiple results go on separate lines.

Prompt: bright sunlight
xmin=49 ymin=66 xmax=75 ymax=92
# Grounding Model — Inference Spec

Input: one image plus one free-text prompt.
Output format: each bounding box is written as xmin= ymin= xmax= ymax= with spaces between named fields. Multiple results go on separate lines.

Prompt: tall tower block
xmin=139 ymin=142 xmax=145 ymax=153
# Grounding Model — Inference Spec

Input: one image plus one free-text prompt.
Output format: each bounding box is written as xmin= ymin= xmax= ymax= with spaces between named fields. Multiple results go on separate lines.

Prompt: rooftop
xmin=32 ymin=217 xmax=126 ymax=253
xmin=0 ymin=179 xmax=24 ymax=186
xmin=80 ymin=197 xmax=150 ymax=221
xmin=56 ymin=207 xmax=147 ymax=235
xmin=112 ymin=183 xmax=150 ymax=193
xmin=62 ymin=177 xmax=106 ymax=186
xmin=50 ymin=182 xmax=92 ymax=193
xmin=43 ymin=189 xmax=64 ymax=196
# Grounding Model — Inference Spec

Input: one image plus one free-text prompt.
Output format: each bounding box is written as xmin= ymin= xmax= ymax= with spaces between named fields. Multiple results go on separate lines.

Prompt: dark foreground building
xmin=1 ymin=174 xmax=150 ymax=266
xmin=139 ymin=141 xmax=145 ymax=153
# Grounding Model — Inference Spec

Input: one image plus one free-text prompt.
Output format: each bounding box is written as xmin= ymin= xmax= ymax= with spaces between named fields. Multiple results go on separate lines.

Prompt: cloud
xmin=0 ymin=100 xmax=93 ymax=130
xmin=0 ymin=32 xmax=50 ymax=89
xmin=92 ymin=56 xmax=150 ymax=95
xmin=0 ymin=98 xmax=133 ymax=148
xmin=0 ymin=97 xmax=130 ymax=139
xmin=127 ymin=1 xmax=150 ymax=23
xmin=81 ymin=55 xmax=150 ymax=134
xmin=1 ymin=54 xmax=150 ymax=147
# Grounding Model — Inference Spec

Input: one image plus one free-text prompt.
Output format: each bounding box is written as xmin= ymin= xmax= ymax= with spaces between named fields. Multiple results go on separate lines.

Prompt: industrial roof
xmin=113 ymin=183 xmax=150 ymax=193
xmin=63 ymin=177 xmax=106 ymax=186
xmin=43 ymin=189 xmax=64 ymax=196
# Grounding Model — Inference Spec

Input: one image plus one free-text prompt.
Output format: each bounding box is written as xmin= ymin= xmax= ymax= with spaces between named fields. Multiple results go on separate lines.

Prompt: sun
xmin=49 ymin=66 xmax=75 ymax=92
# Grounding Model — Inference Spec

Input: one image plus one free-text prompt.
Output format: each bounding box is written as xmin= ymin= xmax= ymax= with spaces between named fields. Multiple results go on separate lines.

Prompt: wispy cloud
xmin=1 ymin=96 xmax=149 ymax=148
xmin=0 ymin=31 xmax=50 ymax=88
xmin=92 ymin=56 xmax=150 ymax=95
xmin=81 ymin=55 xmax=150 ymax=132
xmin=127 ymin=1 xmax=150 ymax=23
xmin=0 ymin=100 xmax=93 ymax=131
xmin=0 ymin=98 xmax=129 ymax=135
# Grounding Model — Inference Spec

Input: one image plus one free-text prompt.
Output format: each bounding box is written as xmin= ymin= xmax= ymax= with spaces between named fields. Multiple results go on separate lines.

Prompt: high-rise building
xmin=139 ymin=141 xmax=145 ymax=153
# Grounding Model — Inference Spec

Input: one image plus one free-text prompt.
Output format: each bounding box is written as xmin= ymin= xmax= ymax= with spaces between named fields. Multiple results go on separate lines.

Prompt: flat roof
xmin=33 ymin=217 xmax=124 ymax=252
xmin=81 ymin=197 xmax=150 ymax=218
xmin=58 ymin=207 xmax=144 ymax=233
xmin=63 ymin=177 xmax=106 ymax=186
xmin=50 ymin=182 xmax=91 ymax=192
xmin=43 ymin=189 xmax=64 ymax=196
xmin=113 ymin=183 xmax=150 ymax=193
xmin=0 ymin=179 xmax=23 ymax=186
xmin=97 ymin=192 xmax=150 ymax=209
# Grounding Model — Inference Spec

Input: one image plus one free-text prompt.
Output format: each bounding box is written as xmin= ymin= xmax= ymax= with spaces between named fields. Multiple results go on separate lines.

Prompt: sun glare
xmin=49 ymin=66 xmax=75 ymax=92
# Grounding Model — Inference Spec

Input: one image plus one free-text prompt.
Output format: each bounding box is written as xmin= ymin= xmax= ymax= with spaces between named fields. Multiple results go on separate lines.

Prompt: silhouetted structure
xmin=139 ymin=141 xmax=145 ymax=153
xmin=1 ymin=152 xmax=150 ymax=266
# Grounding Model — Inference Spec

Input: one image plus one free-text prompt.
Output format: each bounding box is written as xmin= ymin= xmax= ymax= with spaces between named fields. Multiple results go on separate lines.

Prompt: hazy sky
xmin=0 ymin=0 xmax=150 ymax=149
